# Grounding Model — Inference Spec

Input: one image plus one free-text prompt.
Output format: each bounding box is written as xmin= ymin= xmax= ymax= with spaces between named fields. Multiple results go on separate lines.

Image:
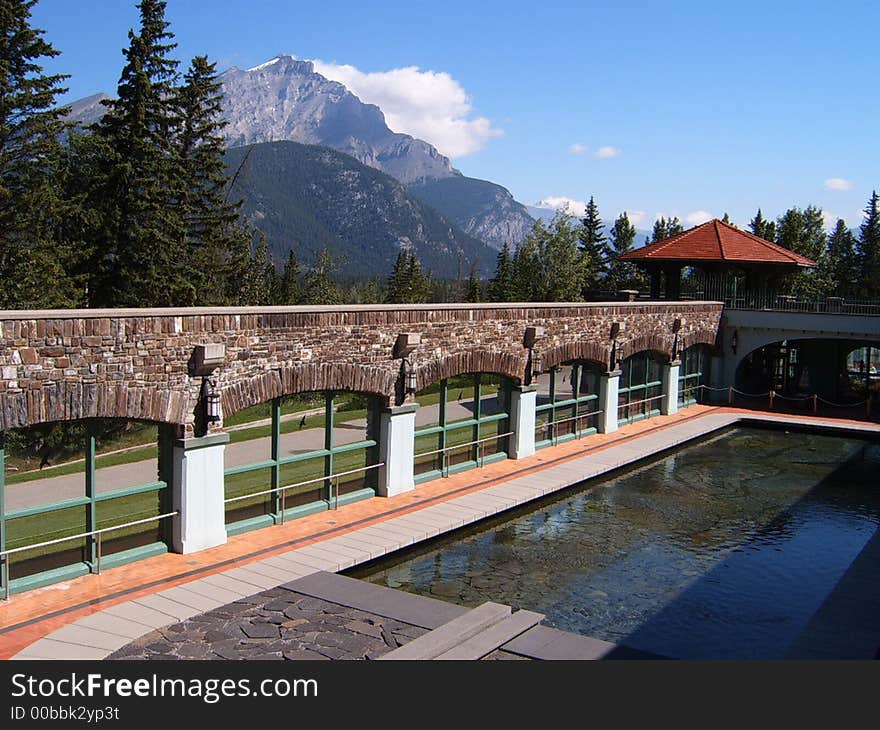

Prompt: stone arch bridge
xmin=0 ymin=302 xmax=722 ymax=582
xmin=0 ymin=302 xmax=722 ymax=431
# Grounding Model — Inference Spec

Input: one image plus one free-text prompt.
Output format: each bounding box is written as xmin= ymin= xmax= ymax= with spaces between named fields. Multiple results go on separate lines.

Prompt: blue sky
xmin=32 ymin=0 xmax=879 ymax=232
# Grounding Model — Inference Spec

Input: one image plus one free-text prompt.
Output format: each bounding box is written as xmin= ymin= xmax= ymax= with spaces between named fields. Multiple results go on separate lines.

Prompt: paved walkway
xmin=2 ymin=406 xmax=877 ymax=660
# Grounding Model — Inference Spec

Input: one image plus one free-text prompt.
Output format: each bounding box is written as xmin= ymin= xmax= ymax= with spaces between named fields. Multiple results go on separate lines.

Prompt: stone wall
xmin=0 ymin=302 xmax=723 ymax=430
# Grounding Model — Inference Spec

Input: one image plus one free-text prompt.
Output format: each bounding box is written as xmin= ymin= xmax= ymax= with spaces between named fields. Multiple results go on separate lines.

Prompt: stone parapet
xmin=0 ymin=302 xmax=723 ymax=430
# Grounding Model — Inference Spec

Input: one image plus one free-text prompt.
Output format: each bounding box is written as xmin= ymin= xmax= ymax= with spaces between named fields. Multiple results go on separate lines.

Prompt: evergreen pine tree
xmin=775 ymin=206 xmax=825 ymax=296
xmin=667 ymin=216 xmax=684 ymax=238
xmin=578 ymin=195 xmax=608 ymax=292
xmin=302 ymin=247 xmax=344 ymax=305
xmin=275 ymin=248 xmax=302 ymax=304
xmin=384 ymin=250 xmax=409 ymax=303
xmin=857 ymin=191 xmax=880 ymax=297
xmin=511 ymin=224 xmax=542 ymax=301
xmin=489 ymin=242 xmax=515 ymax=302
xmin=820 ymin=219 xmax=858 ymax=297
xmin=0 ymin=0 xmax=79 ymax=308
xmin=539 ymin=212 xmax=587 ymax=301
xmin=406 ymin=251 xmax=431 ymax=303
xmin=464 ymin=262 xmax=482 ymax=303
xmin=174 ymin=54 xmax=250 ymax=305
xmin=606 ymin=213 xmax=644 ymax=292
xmin=240 ymin=234 xmax=276 ymax=304
xmin=748 ymin=209 xmax=775 ymax=241
xmin=89 ymin=0 xmax=185 ymax=307
xmin=651 ymin=217 xmax=668 ymax=243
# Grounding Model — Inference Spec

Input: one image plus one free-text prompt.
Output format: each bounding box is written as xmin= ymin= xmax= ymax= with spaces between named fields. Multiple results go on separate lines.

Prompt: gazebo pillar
xmin=649 ymin=268 xmax=662 ymax=299
xmin=664 ymin=265 xmax=682 ymax=300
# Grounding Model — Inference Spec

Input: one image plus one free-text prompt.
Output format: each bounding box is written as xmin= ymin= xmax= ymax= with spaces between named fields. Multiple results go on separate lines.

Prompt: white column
xmin=662 ymin=361 xmax=681 ymax=415
xmin=598 ymin=370 xmax=621 ymax=433
xmin=377 ymin=403 xmax=417 ymax=497
xmin=509 ymin=385 xmax=537 ymax=459
xmin=170 ymin=433 xmax=229 ymax=554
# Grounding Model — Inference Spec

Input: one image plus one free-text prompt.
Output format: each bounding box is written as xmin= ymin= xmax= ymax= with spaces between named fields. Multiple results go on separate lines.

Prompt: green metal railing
xmin=1 ymin=509 xmax=177 ymax=601
xmin=0 ymin=428 xmax=170 ymax=597
xmin=413 ymin=375 xmax=512 ymax=482
xmin=224 ymin=394 xmax=379 ymax=531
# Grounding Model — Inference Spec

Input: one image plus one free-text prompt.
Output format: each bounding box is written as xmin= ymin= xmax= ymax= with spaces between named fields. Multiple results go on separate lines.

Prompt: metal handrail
xmin=536 ymin=410 xmax=604 ymax=444
xmin=224 ymin=461 xmax=385 ymax=522
xmin=1 ymin=511 xmax=178 ymax=601
xmin=416 ymin=430 xmax=515 ymax=475
xmin=618 ymin=394 xmax=666 ymax=411
xmin=417 ymin=431 xmax=515 ymax=459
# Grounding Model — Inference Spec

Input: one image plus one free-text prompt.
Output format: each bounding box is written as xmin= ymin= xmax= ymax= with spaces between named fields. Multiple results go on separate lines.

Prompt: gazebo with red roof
xmin=619 ymin=218 xmax=816 ymax=301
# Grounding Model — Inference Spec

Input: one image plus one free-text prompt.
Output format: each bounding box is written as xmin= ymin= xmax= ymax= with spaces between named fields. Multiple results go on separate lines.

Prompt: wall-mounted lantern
xmin=610 ymin=321 xmax=626 ymax=371
xmin=731 ymin=330 xmax=738 ymax=355
xmin=394 ymin=333 xmax=421 ymax=396
xmin=671 ymin=318 xmax=683 ymax=360
xmin=523 ymin=326 xmax=545 ymax=385
xmin=201 ymin=378 xmax=221 ymax=423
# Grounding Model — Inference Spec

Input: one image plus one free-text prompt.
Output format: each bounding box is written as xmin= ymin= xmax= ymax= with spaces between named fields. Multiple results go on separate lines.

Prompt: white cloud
xmin=626 ymin=211 xmax=646 ymax=227
xmin=569 ymin=143 xmax=588 ymax=155
xmin=595 ymin=146 xmax=621 ymax=159
xmin=536 ymin=196 xmax=587 ymax=217
xmin=685 ymin=210 xmax=713 ymax=225
xmin=311 ymin=60 xmax=502 ymax=158
xmin=824 ymin=177 xmax=854 ymax=191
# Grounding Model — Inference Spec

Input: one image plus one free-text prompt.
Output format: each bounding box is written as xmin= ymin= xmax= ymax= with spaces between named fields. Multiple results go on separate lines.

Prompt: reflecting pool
xmin=355 ymin=427 xmax=880 ymax=659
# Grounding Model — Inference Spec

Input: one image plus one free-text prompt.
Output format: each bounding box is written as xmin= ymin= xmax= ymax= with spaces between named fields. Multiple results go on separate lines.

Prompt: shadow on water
xmin=351 ymin=425 xmax=880 ymax=660
xmin=604 ymin=438 xmax=880 ymax=659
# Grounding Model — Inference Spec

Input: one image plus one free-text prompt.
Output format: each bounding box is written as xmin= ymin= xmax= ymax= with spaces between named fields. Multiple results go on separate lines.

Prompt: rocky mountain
xmin=225 ymin=141 xmax=498 ymax=279
xmin=219 ymin=57 xmax=455 ymax=185
xmin=66 ymin=55 xmax=534 ymax=253
xmin=409 ymin=176 xmax=535 ymax=250
xmin=64 ymin=92 xmax=110 ymax=128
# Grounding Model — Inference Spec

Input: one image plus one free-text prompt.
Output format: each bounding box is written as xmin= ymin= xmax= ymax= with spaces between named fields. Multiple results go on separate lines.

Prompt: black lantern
xmin=404 ymin=359 xmax=418 ymax=394
xmin=531 ymin=351 xmax=543 ymax=377
xmin=201 ymin=378 xmax=221 ymax=423
xmin=731 ymin=330 xmax=738 ymax=355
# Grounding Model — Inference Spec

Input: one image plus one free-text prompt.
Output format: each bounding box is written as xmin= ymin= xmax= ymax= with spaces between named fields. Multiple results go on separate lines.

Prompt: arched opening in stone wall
xmin=678 ymin=344 xmax=711 ymax=408
xmin=618 ymin=350 xmax=667 ymax=425
xmin=734 ymin=338 xmax=880 ymax=417
xmin=413 ymin=373 xmax=513 ymax=482
xmin=223 ymin=391 xmax=382 ymax=535
xmin=534 ymin=361 xmax=604 ymax=448
xmin=0 ymin=419 xmax=170 ymax=597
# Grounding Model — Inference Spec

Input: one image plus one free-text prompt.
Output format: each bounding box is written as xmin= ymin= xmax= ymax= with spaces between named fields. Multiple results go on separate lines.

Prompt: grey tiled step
xmin=435 ymin=610 xmax=545 ymax=660
xmin=379 ymin=602 xmax=511 ymax=660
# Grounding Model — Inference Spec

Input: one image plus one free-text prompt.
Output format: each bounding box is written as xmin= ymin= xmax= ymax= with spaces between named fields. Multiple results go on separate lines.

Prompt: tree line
xmin=3 ymin=0 xmax=879 ymax=310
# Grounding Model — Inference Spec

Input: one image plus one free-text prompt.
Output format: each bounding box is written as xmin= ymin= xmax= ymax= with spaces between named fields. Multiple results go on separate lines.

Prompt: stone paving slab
xmin=284 ymin=572 xmax=467 ymax=629
xmin=132 ymin=594 xmax=203 ymax=622
xmin=68 ymin=612 xmax=154 ymax=639
xmin=181 ymin=578 xmax=250 ymax=604
xmin=157 ymin=586 xmax=227 ymax=613
xmin=223 ymin=567 xmax=283 ymax=590
xmin=100 ymin=601 xmax=183 ymax=630
xmin=15 ymin=639 xmax=112 ymax=661
xmin=199 ymin=573 xmax=263 ymax=597
xmin=235 ymin=561 xmax=299 ymax=584
xmin=44 ymin=624 xmax=134 ymax=653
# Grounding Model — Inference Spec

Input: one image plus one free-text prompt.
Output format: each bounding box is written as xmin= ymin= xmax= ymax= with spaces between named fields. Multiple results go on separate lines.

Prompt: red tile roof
xmin=618 ymin=219 xmax=816 ymax=266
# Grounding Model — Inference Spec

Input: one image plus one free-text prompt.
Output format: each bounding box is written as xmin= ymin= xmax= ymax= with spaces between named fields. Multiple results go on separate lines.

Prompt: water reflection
xmin=358 ymin=427 xmax=880 ymax=658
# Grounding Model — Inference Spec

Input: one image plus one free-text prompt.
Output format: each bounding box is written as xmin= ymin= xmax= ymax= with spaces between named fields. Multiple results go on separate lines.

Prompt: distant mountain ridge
xmin=225 ymin=141 xmax=498 ymax=279
xmin=65 ymin=54 xmax=535 ymax=255
xmin=219 ymin=57 xmax=457 ymax=185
